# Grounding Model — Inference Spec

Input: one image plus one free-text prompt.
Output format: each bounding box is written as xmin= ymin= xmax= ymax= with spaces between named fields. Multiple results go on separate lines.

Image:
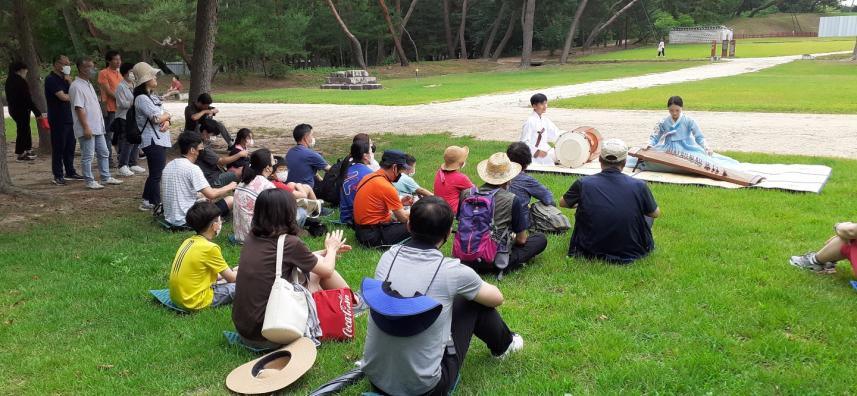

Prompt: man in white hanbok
xmin=520 ymin=93 xmax=564 ymax=166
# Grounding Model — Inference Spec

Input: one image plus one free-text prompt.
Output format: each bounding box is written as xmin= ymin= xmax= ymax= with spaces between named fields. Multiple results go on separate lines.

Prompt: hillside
xmin=725 ymin=12 xmax=857 ymax=35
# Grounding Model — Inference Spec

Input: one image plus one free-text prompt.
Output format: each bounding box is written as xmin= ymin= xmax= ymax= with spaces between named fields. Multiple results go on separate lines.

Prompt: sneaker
xmin=66 ymin=173 xmax=85 ymax=181
xmin=139 ymin=200 xmax=155 ymax=212
xmin=25 ymin=150 xmax=37 ymax=159
xmin=86 ymin=181 xmax=105 ymax=190
xmin=52 ymin=177 xmax=66 ymax=186
xmin=130 ymin=165 xmax=146 ymax=173
xmin=118 ymin=166 xmax=134 ymax=177
xmin=352 ymin=292 xmax=368 ymax=317
xmin=103 ymin=177 xmax=124 ymax=185
xmin=16 ymin=154 xmax=34 ymax=161
xmin=297 ymin=198 xmax=324 ymax=218
xmin=789 ymin=252 xmax=836 ymax=274
xmin=494 ymin=333 xmax=524 ymax=359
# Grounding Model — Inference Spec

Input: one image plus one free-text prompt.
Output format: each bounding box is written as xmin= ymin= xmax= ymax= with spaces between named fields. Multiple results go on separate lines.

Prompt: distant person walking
xmin=657 ymin=40 xmax=666 ymax=57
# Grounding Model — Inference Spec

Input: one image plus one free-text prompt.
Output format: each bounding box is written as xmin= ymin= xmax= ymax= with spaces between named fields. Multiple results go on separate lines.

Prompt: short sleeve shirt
xmin=161 ymin=158 xmax=211 ymax=226
xmin=197 ymin=142 xmax=225 ymax=185
xmin=97 ymin=68 xmax=121 ymax=112
xmin=563 ymin=168 xmax=658 ymax=263
xmin=362 ymin=242 xmax=483 ymax=395
xmin=433 ymin=169 xmax=474 ymax=215
xmin=44 ymin=72 xmax=72 ymax=125
xmin=69 ymin=77 xmax=105 ymax=137
xmin=339 ymin=163 xmax=374 ymax=224
xmin=231 ymin=233 xmax=319 ymax=341
xmin=285 ymin=145 xmax=328 ymax=187
xmin=168 ymin=235 xmax=229 ymax=310
xmin=233 ymin=176 xmax=276 ymax=243
xmin=353 ymin=170 xmax=403 ymax=225
xmin=393 ymin=173 xmax=420 ymax=195
xmin=184 ymin=104 xmax=200 ymax=132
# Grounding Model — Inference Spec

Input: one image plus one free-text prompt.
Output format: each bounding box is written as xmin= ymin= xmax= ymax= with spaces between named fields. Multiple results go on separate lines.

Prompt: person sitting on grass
xmin=340 ymin=140 xmax=375 ymax=225
xmin=226 ymin=128 xmax=254 ymax=177
xmin=285 ymin=123 xmax=330 ymax=190
xmin=434 ymin=145 xmax=474 ymax=215
xmin=393 ymin=154 xmax=434 ymax=199
xmin=161 ymin=131 xmax=236 ymax=228
xmin=168 ymin=201 xmax=237 ymax=311
xmin=270 ymin=155 xmax=315 ymax=200
xmin=506 ymin=142 xmax=556 ymax=206
xmin=233 ymin=149 xmax=282 ymax=243
xmin=361 ymin=196 xmax=524 ymax=396
xmin=458 ymin=152 xmax=547 ymax=274
xmin=198 ymin=120 xmax=247 ymax=187
xmin=231 ymin=188 xmax=355 ymax=350
xmin=353 ymin=150 xmax=415 ymax=248
xmin=789 ymin=222 xmax=857 ymax=274
xmin=560 ymin=139 xmax=661 ymax=264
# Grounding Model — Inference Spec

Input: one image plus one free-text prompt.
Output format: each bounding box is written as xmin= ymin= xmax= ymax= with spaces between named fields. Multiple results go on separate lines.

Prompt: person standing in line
xmin=69 ymin=57 xmax=123 ymax=190
xmin=44 ymin=55 xmax=84 ymax=185
xmin=97 ymin=50 xmax=122 ymax=167
xmin=133 ymin=62 xmax=172 ymax=211
xmin=114 ymin=62 xmax=146 ymax=177
xmin=4 ymin=61 xmax=46 ymax=161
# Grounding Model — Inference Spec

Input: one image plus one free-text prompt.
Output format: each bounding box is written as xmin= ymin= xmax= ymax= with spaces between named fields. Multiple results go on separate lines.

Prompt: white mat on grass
xmin=528 ymin=162 xmax=832 ymax=194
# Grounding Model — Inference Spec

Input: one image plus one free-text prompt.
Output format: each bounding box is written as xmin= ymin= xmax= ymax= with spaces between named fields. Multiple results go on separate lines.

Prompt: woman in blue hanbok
xmin=628 ymin=96 xmax=738 ymax=172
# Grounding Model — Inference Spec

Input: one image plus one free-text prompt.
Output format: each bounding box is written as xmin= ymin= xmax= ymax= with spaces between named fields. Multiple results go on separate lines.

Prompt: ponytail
xmin=241 ymin=148 xmax=272 ymax=185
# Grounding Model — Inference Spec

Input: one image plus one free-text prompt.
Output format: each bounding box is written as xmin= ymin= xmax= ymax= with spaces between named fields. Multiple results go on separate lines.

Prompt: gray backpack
xmin=529 ymin=202 xmax=571 ymax=234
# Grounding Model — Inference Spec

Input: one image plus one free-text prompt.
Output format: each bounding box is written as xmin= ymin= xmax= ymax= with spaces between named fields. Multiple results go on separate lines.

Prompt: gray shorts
xmin=212 ymin=282 xmax=236 ymax=307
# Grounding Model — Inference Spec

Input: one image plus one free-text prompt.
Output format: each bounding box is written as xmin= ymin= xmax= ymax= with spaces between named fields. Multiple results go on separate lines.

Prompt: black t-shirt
xmin=231 ymin=233 xmax=318 ymax=341
xmin=197 ymin=142 xmax=223 ymax=185
xmin=184 ymin=104 xmax=200 ymax=132
xmin=44 ymin=72 xmax=72 ymax=124
xmin=563 ymin=168 xmax=658 ymax=263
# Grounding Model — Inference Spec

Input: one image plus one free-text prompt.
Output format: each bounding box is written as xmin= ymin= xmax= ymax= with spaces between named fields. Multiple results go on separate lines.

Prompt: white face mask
xmin=62 ymin=65 xmax=71 ymax=75
xmin=214 ymin=219 xmax=222 ymax=237
xmin=309 ymin=137 xmax=317 ymax=148
xmin=209 ymin=136 xmax=217 ymax=143
xmin=409 ymin=170 xmax=416 ymax=177
xmin=276 ymin=171 xmax=288 ymax=183
xmin=247 ymin=139 xmax=255 ymax=147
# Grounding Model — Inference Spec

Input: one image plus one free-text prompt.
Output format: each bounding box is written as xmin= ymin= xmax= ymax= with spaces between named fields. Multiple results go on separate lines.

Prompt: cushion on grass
xmin=222 ymin=331 xmax=275 ymax=354
xmin=149 ymin=289 xmax=189 ymax=314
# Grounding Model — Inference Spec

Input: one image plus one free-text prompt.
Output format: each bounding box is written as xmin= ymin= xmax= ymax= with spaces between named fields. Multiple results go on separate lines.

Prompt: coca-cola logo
xmin=339 ymin=292 xmax=354 ymax=338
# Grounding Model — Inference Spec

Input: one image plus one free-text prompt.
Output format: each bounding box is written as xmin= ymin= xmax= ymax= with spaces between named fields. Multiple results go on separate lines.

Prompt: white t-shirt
xmin=161 ymin=158 xmax=211 ymax=226
xmin=69 ymin=77 xmax=104 ymax=138
xmin=233 ymin=175 xmax=276 ymax=242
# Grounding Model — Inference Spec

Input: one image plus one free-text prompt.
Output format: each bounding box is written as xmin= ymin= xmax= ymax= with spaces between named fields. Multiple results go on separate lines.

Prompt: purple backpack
xmin=453 ymin=187 xmax=499 ymax=264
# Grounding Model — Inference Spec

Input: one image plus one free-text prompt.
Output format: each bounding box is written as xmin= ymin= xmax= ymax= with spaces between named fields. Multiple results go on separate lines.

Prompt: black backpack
xmin=315 ymin=157 xmax=351 ymax=206
xmin=125 ymin=95 xmax=153 ymax=145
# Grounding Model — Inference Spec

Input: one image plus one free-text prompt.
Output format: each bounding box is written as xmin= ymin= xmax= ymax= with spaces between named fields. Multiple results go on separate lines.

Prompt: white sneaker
xmin=495 ymin=333 xmax=524 ymax=359
xmin=130 ymin=165 xmax=146 ymax=173
xmin=118 ymin=166 xmax=134 ymax=177
xmin=139 ymin=200 xmax=155 ymax=212
xmin=103 ymin=177 xmax=124 ymax=185
xmin=86 ymin=181 xmax=105 ymax=190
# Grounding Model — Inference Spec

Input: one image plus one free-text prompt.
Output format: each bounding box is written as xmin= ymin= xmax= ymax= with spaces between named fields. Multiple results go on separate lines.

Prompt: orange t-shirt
xmin=353 ymin=170 xmax=403 ymax=225
xmin=97 ymin=68 xmax=122 ymax=112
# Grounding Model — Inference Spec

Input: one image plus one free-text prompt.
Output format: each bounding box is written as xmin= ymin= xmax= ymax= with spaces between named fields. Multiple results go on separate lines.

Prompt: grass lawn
xmin=554 ymin=59 xmax=857 ymax=114
xmin=579 ymin=37 xmax=854 ymax=61
xmin=3 ymin=133 xmax=857 ymax=394
xmin=216 ymin=62 xmax=698 ymax=106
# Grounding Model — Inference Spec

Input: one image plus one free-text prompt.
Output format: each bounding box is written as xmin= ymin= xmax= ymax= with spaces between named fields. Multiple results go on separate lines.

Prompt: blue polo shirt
xmin=285 ymin=145 xmax=329 ymax=187
xmin=563 ymin=168 xmax=658 ymax=263
xmin=44 ymin=72 xmax=73 ymax=125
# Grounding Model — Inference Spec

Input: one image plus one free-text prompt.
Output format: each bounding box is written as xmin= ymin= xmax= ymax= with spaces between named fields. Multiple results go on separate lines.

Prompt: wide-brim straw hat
xmin=441 ymin=146 xmax=470 ymax=171
xmin=477 ymin=152 xmax=522 ymax=185
xmin=225 ymin=337 xmax=317 ymax=395
xmin=131 ymin=62 xmax=161 ymax=88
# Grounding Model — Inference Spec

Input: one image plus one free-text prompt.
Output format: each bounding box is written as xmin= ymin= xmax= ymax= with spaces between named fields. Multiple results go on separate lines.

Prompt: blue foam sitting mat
xmin=148 ymin=289 xmax=189 ymax=314
xmin=222 ymin=331 xmax=275 ymax=354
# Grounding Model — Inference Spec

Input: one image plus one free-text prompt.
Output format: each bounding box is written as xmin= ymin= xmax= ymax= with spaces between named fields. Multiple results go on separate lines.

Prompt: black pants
xmin=142 ymin=143 xmax=166 ymax=205
xmin=658 ymin=49 xmax=665 ymax=56
xmin=11 ymin=112 xmax=32 ymax=155
xmin=50 ymin=121 xmax=77 ymax=178
xmin=354 ymin=223 xmax=410 ymax=248
xmin=371 ymin=298 xmax=513 ymax=396
xmin=463 ymin=232 xmax=548 ymax=274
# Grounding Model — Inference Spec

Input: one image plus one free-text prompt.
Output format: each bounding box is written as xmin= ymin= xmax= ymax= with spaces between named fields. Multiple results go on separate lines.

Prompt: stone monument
xmin=320 ymin=70 xmax=382 ymax=90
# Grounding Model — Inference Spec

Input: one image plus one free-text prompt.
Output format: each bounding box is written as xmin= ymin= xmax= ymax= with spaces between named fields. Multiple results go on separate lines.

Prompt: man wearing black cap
xmin=362 ymin=196 xmax=523 ymax=395
xmin=352 ymin=150 xmax=416 ymax=247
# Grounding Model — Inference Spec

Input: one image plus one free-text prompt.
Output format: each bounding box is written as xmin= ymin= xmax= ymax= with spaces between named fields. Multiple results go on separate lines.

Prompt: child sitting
xmin=393 ymin=154 xmax=433 ymax=199
xmin=433 ymin=146 xmax=474 ymax=215
xmin=226 ymin=128 xmax=253 ymax=177
xmin=168 ymin=201 xmax=237 ymax=311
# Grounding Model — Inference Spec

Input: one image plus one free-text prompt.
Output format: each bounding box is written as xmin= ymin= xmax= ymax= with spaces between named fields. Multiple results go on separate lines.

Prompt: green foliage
xmin=580 ymin=37 xmax=854 ymax=60
xmin=555 ymin=58 xmax=857 ymax=114
xmin=82 ymin=0 xmax=195 ymax=54
xmin=653 ymin=10 xmax=694 ymax=38
xmin=267 ymin=62 xmax=291 ymax=80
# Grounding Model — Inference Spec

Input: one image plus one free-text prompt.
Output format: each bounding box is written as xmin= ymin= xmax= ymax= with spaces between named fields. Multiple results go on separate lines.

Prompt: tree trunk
xmin=520 ymin=0 xmax=536 ymax=68
xmin=560 ymin=0 xmax=588 ymax=64
xmin=0 ymin=95 xmax=13 ymax=192
xmin=491 ymin=8 xmax=519 ymax=61
xmin=61 ymin=5 xmax=85 ymax=55
xmin=457 ymin=0 xmax=470 ymax=59
xmin=852 ymin=36 xmax=857 ymax=61
xmin=443 ymin=0 xmax=456 ymax=58
xmin=326 ymin=0 xmax=368 ymax=69
xmin=379 ymin=0 xmax=410 ymax=66
xmin=398 ymin=0 xmax=419 ymax=42
xmin=583 ymin=0 xmax=640 ymax=49
xmin=481 ymin=1 xmax=509 ymax=59
xmin=13 ymin=0 xmax=50 ymax=155
xmin=188 ymin=0 xmax=218 ymax=107
xmin=377 ymin=36 xmax=386 ymax=65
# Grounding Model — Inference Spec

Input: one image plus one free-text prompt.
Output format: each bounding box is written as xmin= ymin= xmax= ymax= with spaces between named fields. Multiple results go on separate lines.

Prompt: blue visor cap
xmin=361 ymin=277 xmax=442 ymax=337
